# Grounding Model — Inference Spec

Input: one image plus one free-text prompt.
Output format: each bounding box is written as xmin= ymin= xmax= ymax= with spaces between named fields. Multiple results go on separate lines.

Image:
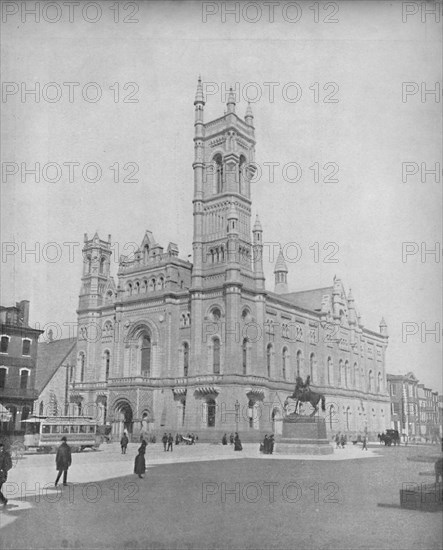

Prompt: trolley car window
xmin=51 ymin=426 xmax=60 ymax=433
xmin=88 ymin=426 xmax=95 ymax=433
xmin=62 ymin=425 xmax=69 ymax=433
xmin=70 ymin=425 xmax=79 ymax=433
xmin=42 ymin=425 xmax=50 ymax=433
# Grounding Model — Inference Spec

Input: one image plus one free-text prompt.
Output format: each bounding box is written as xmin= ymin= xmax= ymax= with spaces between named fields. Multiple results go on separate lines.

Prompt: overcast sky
xmin=1 ymin=1 xmax=441 ymax=391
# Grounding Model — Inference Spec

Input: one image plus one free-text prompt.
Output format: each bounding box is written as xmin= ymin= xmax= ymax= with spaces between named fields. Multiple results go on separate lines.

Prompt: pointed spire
xmin=253 ymin=214 xmax=262 ymax=232
xmin=227 ymin=86 xmax=236 ymax=113
xmin=348 ymin=288 xmax=354 ymax=304
xmin=274 ymin=248 xmax=288 ymax=273
xmin=245 ymin=101 xmax=254 ymax=125
xmin=379 ymin=317 xmax=388 ymax=336
xmin=194 ymin=75 xmax=205 ymax=106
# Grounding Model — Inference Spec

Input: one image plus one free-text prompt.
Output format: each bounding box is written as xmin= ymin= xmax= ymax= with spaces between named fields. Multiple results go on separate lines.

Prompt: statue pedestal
xmin=274 ymin=415 xmax=333 ymax=455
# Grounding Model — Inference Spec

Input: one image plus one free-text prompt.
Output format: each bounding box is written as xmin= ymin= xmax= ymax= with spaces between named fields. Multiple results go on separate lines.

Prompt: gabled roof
xmin=35 ymin=338 xmax=77 ymax=393
xmin=280 ymin=287 xmax=333 ymax=312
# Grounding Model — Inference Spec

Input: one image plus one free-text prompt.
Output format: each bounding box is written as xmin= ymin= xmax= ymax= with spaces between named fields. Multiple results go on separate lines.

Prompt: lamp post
xmin=235 ymin=400 xmax=240 ymax=433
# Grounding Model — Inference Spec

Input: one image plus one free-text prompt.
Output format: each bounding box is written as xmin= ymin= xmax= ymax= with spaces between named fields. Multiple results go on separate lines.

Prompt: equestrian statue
xmin=283 ymin=375 xmax=326 ymax=417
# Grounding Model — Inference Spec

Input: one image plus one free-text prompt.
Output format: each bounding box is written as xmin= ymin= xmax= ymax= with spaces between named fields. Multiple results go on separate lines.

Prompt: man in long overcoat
xmin=55 ymin=437 xmax=72 ymax=487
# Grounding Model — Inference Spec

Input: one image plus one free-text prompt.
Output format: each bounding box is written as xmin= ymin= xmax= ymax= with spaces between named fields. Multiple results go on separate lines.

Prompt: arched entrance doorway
xmin=113 ymin=400 xmax=134 ymax=439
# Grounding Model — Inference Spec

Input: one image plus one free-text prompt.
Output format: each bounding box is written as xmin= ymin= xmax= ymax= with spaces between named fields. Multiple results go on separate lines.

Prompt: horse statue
xmin=283 ymin=375 xmax=326 ymax=417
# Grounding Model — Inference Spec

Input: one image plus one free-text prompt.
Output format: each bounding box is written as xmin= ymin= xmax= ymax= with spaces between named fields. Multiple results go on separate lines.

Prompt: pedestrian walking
xmin=55 ymin=437 xmax=72 ymax=487
xmin=263 ymin=435 xmax=269 ymax=454
xmin=134 ymin=441 xmax=147 ymax=478
xmin=222 ymin=433 xmax=228 ymax=445
xmin=0 ymin=442 xmax=13 ymax=506
xmin=120 ymin=433 xmax=129 ymax=454
xmin=335 ymin=433 xmax=340 ymax=449
xmin=229 ymin=433 xmax=234 ymax=445
xmin=269 ymin=434 xmax=274 ymax=455
xmin=162 ymin=433 xmax=168 ymax=451
xmin=167 ymin=433 xmax=173 ymax=452
xmin=362 ymin=436 xmax=368 ymax=451
xmin=234 ymin=432 xmax=243 ymax=451
xmin=175 ymin=434 xmax=180 ymax=446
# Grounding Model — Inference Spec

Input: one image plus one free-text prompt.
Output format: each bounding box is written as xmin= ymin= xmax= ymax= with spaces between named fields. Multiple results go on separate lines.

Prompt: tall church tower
xmin=77 ymin=233 xmax=113 ymax=382
xmin=191 ymin=78 xmax=257 ymax=290
xmin=190 ymin=77 xmax=260 ymax=378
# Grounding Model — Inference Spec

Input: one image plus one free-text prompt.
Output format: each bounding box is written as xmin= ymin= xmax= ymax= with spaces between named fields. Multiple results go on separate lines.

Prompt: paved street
xmin=0 ymin=442 xmax=441 ymax=549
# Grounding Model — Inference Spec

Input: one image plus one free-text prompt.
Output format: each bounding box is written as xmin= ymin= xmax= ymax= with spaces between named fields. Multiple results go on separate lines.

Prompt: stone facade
xmin=70 ymin=79 xmax=391 ymax=442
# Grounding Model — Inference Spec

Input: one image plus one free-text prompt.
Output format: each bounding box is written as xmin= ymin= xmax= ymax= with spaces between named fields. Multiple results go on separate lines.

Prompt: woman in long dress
xmin=134 ymin=441 xmax=147 ymax=478
xmin=234 ymin=432 xmax=243 ymax=451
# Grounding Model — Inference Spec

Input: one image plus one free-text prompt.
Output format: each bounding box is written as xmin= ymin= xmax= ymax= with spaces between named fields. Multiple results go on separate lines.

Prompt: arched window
xmin=368 ymin=370 xmax=374 ymax=392
xmin=99 ymin=257 xmax=106 ymax=274
xmin=127 ymin=283 xmax=133 ymax=296
xmin=310 ymin=353 xmax=316 ymax=383
xmin=183 ymin=343 xmax=189 ymax=377
xmin=211 ymin=308 xmax=221 ymax=321
xmin=86 ymin=255 xmax=92 ymax=274
xmin=354 ymin=363 xmax=359 ymax=389
xmin=148 ymin=279 xmax=155 ymax=292
xmin=266 ymin=344 xmax=272 ymax=378
xmin=239 ymin=155 xmax=246 ymax=194
xmin=20 ymin=369 xmax=30 ymax=389
xmin=78 ymin=353 xmax=86 ymax=382
xmin=213 ymin=338 xmax=220 ymax=374
xmin=141 ymin=335 xmax=151 ymax=377
xmin=104 ymin=351 xmax=110 ymax=381
xmin=327 ymin=357 xmax=333 ymax=385
xmin=144 ymin=245 xmax=149 ymax=263
xmin=296 ymin=350 xmax=302 ymax=378
xmin=338 ymin=360 xmax=343 ymax=386
xmin=282 ymin=347 xmax=288 ymax=380
xmin=242 ymin=339 xmax=248 ymax=375
xmin=377 ymin=372 xmax=382 ymax=393
xmin=207 ymin=399 xmax=216 ymax=427
xmin=135 ymin=281 xmax=140 ymax=294
xmin=214 ymin=154 xmax=223 ymax=194
xmin=39 ymin=401 xmax=44 ymax=416
xmin=344 ymin=360 xmax=349 ymax=388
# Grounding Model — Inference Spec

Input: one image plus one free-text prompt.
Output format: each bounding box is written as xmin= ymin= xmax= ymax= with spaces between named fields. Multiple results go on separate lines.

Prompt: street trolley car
xmin=22 ymin=415 xmax=101 ymax=452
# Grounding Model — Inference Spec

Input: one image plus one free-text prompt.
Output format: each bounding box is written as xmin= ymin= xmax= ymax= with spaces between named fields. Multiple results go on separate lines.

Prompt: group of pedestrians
xmin=260 ymin=434 xmax=275 ymax=454
xmin=221 ymin=432 xmax=242 ymax=450
xmin=161 ymin=433 xmax=174 ymax=452
xmin=334 ymin=433 xmax=348 ymax=449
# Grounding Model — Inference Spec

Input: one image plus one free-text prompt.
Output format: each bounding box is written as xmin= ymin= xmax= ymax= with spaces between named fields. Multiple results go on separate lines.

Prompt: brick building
xmin=0 ymin=300 xmax=43 ymax=433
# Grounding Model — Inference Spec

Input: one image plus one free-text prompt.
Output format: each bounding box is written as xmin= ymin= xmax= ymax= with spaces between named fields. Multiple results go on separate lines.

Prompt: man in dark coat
xmin=263 ymin=435 xmax=269 ymax=454
xmin=55 ymin=437 xmax=72 ymax=487
xmin=162 ymin=433 xmax=168 ymax=451
xmin=0 ymin=442 xmax=13 ymax=506
xmin=234 ymin=433 xmax=242 ymax=451
xmin=269 ymin=434 xmax=274 ymax=455
xmin=120 ymin=433 xmax=129 ymax=454
xmin=222 ymin=433 xmax=228 ymax=445
xmin=167 ymin=433 xmax=173 ymax=452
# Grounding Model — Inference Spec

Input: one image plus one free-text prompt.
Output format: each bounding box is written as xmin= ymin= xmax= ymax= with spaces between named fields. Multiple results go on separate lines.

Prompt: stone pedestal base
xmin=274 ymin=416 xmax=333 ymax=455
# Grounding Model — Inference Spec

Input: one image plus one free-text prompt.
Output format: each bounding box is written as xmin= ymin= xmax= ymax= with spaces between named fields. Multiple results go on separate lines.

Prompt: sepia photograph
xmin=1 ymin=1 xmax=442 ymax=549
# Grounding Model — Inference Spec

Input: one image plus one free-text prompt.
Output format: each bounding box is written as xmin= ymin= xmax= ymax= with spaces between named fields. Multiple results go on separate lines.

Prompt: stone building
xmin=70 ymin=79 xmax=391 ymax=441
xmin=0 ymin=300 xmax=43 ymax=432
xmin=387 ymin=372 xmax=419 ymax=437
